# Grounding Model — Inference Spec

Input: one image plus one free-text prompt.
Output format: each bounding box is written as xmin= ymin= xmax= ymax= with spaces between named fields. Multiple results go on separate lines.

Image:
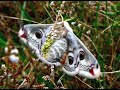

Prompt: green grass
xmin=0 ymin=1 xmax=120 ymax=89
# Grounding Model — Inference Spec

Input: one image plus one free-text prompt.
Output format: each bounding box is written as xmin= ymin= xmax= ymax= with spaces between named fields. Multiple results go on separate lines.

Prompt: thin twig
xmin=40 ymin=17 xmax=51 ymax=24
xmin=110 ymin=73 xmax=120 ymax=88
xmin=102 ymin=70 xmax=120 ymax=74
xmin=23 ymin=61 xmax=30 ymax=71
xmin=49 ymin=78 xmax=58 ymax=88
xmin=91 ymin=9 xmax=120 ymax=26
xmin=43 ymin=6 xmax=54 ymax=22
xmin=49 ymin=5 xmax=57 ymax=17
xmin=101 ymin=24 xmax=112 ymax=34
xmin=78 ymin=20 xmax=96 ymax=31
xmin=0 ymin=15 xmax=39 ymax=24
xmin=109 ymin=37 xmax=120 ymax=67
xmin=75 ymin=76 xmax=94 ymax=89
xmin=83 ymin=34 xmax=104 ymax=59
xmin=57 ymin=73 xmax=65 ymax=88
xmin=17 ymin=79 xmax=27 ymax=89
xmin=58 ymin=73 xmax=65 ymax=82
xmin=17 ymin=63 xmax=34 ymax=89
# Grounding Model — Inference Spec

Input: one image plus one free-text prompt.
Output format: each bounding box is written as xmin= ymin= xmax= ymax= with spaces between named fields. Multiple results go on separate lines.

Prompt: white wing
xmin=18 ymin=21 xmax=101 ymax=78
xmin=62 ymin=21 xmax=101 ymax=79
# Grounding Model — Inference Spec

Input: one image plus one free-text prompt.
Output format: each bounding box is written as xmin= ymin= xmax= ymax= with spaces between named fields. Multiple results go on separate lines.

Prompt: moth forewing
xmin=21 ymin=23 xmax=68 ymax=66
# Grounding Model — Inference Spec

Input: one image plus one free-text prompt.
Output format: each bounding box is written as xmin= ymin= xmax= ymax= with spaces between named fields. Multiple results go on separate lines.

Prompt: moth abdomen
xmin=46 ymin=38 xmax=67 ymax=63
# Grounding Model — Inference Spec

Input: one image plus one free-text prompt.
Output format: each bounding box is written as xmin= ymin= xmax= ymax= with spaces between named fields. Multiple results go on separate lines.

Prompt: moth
xmin=18 ymin=21 xmax=101 ymax=79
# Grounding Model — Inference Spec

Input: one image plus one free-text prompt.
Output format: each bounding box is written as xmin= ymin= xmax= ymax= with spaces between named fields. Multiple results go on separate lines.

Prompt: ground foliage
xmin=0 ymin=1 xmax=120 ymax=89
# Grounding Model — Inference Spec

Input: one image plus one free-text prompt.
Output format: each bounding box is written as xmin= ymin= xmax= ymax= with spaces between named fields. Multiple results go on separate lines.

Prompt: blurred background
xmin=0 ymin=1 xmax=120 ymax=89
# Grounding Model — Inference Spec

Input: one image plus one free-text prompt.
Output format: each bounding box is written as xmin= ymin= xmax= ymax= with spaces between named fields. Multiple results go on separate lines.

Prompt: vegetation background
xmin=0 ymin=1 xmax=120 ymax=89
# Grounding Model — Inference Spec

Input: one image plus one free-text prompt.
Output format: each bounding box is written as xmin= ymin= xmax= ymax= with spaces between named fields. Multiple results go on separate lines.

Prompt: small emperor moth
xmin=18 ymin=21 xmax=101 ymax=79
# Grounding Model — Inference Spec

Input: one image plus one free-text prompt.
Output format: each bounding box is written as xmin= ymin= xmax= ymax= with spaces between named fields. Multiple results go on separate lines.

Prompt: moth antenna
xmin=56 ymin=12 xmax=63 ymax=22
